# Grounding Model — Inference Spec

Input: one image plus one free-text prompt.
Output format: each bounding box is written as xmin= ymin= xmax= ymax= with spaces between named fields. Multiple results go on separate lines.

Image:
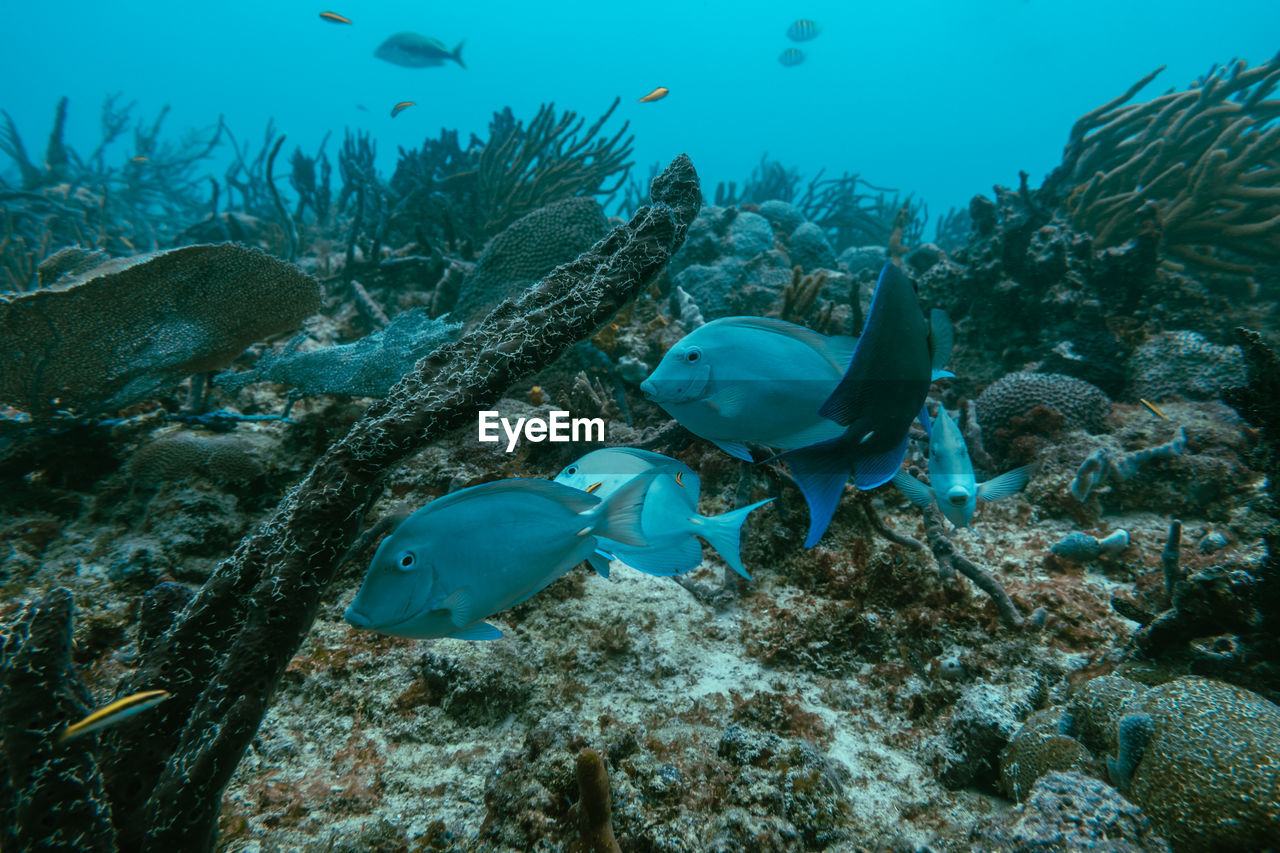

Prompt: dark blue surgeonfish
xmin=775 ymin=263 xmax=937 ymax=547
xmin=779 ymin=47 xmax=805 ymax=67
xmin=375 ymin=33 xmax=466 ymax=69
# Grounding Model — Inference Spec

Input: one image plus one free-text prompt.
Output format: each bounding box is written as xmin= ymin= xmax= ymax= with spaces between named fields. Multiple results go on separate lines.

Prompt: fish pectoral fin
xmin=930 ymin=368 xmax=956 ymax=381
xmin=448 ymin=621 xmax=503 ymax=641
xmin=916 ymin=404 xmax=933 ymax=439
xmin=707 ymin=385 xmax=748 ymax=418
xmin=587 ymin=551 xmax=613 ymax=579
xmin=710 ymin=440 xmax=754 ymax=461
xmin=977 ymin=465 xmax=1035 ymax=502
xmin=440 ymin=588 xmax=475 ymax=628
xmin=892 ymin=470 xmax=935 ymax=507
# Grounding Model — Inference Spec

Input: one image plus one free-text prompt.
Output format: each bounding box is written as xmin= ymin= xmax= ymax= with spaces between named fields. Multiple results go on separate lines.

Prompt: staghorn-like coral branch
xmin=1056 ymin=53 xmax=1280 ymax=273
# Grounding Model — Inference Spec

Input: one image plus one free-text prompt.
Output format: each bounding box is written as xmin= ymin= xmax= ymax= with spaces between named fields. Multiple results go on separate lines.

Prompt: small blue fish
xmin=892 ymin=407 xmax=1033 ymax=533
xmin=779 ymin=47 xmax=805 ymax=67
xmin=775 ymin=263 xmax=939 ymax=547
xmin=641 ymin=317 xmax=857 ymax=461
xmin=345 ymin=476 xmax=653 ymax=640
xmin=555 ymin=447 xmax=773 ymax=579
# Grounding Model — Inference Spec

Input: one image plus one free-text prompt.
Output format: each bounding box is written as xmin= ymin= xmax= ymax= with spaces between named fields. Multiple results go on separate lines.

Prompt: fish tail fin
xmin=697 ymin=499 xmax=773 ymax=580
xmin=589 ymin=472 xmax=653 ymax=547
xmin=452 ymin=40 xmax=466 ymax=69
xmin=776 ymin=437 xmax=854 ymax=548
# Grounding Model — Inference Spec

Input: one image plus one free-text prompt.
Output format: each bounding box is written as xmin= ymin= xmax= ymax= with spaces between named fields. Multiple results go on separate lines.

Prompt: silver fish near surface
xmin=345 ymin=476 xmax=654 ymax=640
xmin=779 ymin=47 xmax=805 ymax=67
xmin=374 ymin=33 xmax=466 ymax=69
xmin=786 ymin=19 xmax=820 ymax=41
xmin=554 ymin=447 xmax=773 ymax=580
xmin=893 ymin=407 xmax=1034 ymax=534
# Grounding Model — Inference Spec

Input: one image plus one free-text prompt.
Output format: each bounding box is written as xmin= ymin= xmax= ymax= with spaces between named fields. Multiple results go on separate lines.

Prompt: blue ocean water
xmin=3 ymin=0 xmax=1276 ymax=218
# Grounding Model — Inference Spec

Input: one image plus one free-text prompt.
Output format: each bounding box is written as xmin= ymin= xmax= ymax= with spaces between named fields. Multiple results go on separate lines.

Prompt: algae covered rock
xmin=976 ymin=771 xmax=1172 ymax=853
xmin=0 ymin=243 xmax=320 ymax=416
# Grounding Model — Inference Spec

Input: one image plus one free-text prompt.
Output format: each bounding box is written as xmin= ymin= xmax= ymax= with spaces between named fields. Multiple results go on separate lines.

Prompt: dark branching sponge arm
xmin=101 ymin=155 xmax=701 ymax=851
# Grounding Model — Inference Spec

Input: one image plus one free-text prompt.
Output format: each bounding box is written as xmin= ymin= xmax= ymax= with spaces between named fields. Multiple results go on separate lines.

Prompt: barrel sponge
xmin=1125 ymin=677 xmax=1280 ymax=853
xmin=0 ymin=243 xmax=321 ymax=416
xmin=975 ymin=372 xmax=1112 ymax=438
xmin=452 ymin=197 xmax=610 ymax=322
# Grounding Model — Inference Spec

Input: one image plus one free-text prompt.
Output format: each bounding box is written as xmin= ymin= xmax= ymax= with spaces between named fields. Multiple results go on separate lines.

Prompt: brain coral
xmin=975 ymin=371 xmax=1112 ymax=440
xmin=451 ymin=196 xmax=609 ymax=323
xmin=1129 ymin=330 xmax=1247 ymax=402
xmin=0 ymin=244 xmax=320 ymax=417
xmin=1125 ymin=677 xmax=1280 ymax=853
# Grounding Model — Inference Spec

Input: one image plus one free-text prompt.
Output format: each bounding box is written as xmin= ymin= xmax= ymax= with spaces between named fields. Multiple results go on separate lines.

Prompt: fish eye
xmin=396 ymin=551 xmax=416 ymax=570
xmin=684 ymin=347 xmax=702 ymax=363
xmin=567 ymin=466 xmax=577 ymax=475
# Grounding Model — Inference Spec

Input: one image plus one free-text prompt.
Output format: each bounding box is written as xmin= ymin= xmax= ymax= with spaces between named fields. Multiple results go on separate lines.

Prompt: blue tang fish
xmin=892 ymin=407 xmax=1034 ymax=533
xmin=554 ymin=447 xmax=773 ymax=580
xmin=344 ymin=476 xmax=653 ymax=640
xmin=640 ymin=317 xmax=858 ymax=461
xmin=776 ymin=263 xmax=941 ymax=547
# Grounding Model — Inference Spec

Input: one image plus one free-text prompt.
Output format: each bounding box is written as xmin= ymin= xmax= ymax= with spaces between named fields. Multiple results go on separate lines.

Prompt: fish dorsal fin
xmin=428 ymin=478 xmax=601 ymax=515
xmin=823 ymin=335 xmax=858 ymax=372
xmin=929 ymin=308 xmax=954 ymax=374
xmin=449 ymin=621 xmax=503 ymax=641
xmin=440 ymin=588 xmax=474 ymax=627
xmin=602 ymin=448 xmax=700 ymax=491
xmin=714 ymin=317 xmax=851 ymax=370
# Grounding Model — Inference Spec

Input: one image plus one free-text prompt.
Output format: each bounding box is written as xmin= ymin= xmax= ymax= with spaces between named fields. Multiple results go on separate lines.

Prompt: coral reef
xmin=0 ymin=155 xmax=700 ymax=851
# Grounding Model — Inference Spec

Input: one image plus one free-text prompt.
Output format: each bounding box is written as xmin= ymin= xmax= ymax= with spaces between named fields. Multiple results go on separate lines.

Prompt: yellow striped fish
xmin=786 ymin=19 xmax=820 ymax=42
xmin=1139 ymin=398 xmax=1169 ymax=421
xmin=59 ymin=689 xmax=171 ymax=743
xmin=390 ymin=101 xmax=416 ymax=118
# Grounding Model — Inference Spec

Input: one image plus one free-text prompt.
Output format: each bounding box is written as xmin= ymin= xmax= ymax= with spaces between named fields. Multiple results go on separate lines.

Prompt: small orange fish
xmin=319 ymin=11 xmax=351 ymax=24
xmin=675 ymin=472 xmax=685 ymax=487
xmin=390 ymin=101 xmax=415 ymax=118
xmin=130 ymin=156 xmax=148 ymax=163
xmin=638 ymin=87 xmax=669 ymax=103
